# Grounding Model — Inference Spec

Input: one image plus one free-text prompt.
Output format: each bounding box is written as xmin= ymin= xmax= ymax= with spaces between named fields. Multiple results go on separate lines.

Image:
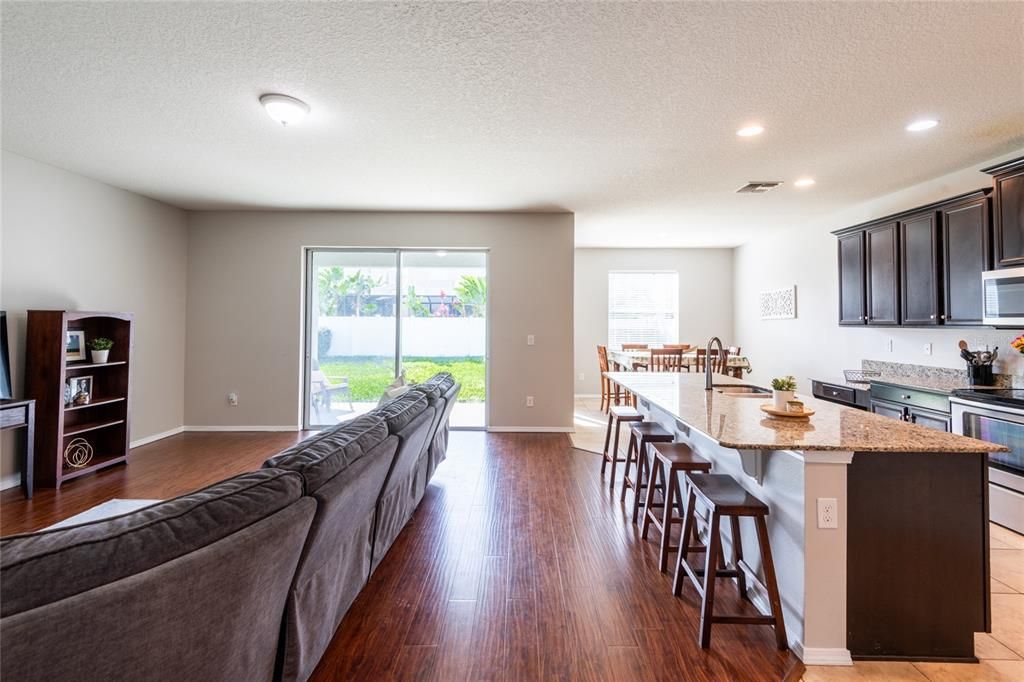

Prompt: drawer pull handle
xmin=902 ymin=394 xmax=911 ymax=400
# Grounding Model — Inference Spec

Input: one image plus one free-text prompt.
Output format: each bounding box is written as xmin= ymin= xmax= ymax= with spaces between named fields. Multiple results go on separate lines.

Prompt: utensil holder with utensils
xmin=959 ymin=339 xmax=998 ymax=386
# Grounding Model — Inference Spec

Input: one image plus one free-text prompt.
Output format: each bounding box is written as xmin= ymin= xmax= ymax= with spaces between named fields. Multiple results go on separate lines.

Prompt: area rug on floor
xmin=44 ymin=499 xmax=162 ymax=530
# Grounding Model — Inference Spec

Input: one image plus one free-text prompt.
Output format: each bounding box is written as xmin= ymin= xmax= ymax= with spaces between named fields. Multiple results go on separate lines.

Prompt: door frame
xmin=301 ymin=247 xmax=490 ymax=431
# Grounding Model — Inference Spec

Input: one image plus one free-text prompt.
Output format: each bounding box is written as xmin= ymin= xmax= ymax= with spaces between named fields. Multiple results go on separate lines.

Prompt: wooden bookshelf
xmin=25 ymin=311 xmax=133 ymax=488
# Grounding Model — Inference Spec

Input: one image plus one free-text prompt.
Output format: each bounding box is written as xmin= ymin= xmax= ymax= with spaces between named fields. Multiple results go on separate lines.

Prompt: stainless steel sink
xmin=713 ymin=384 xmax=771 ymax=397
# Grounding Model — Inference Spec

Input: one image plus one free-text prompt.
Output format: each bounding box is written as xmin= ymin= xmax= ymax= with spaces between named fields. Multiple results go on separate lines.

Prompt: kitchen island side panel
xmin=846 ymin=450 xmax=989 ymax=661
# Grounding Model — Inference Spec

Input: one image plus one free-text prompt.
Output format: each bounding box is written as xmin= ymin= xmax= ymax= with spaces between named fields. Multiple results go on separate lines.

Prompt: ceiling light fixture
xmin=259 ymin=93 xmax=310 ymax=126
xmin=906 ymin=119 xmax=938 ymax=132
xmin=794 ymin=177 xmax=816 ymax=188
xmin=736 ymin=125 xmax=765 ymax=137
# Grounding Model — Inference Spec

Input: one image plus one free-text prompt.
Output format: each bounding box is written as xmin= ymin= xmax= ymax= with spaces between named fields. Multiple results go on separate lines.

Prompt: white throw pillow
xmin=377 ymin=372 xmax=409 ymax=407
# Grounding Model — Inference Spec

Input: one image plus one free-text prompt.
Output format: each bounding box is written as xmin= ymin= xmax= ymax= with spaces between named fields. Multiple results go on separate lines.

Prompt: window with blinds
xmin=607 ymin=271 xmax=679 ymax=348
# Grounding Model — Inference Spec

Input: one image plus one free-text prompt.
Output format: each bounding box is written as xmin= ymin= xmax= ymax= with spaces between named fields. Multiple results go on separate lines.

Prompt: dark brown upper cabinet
xmin=900 ymin=211 xmax=940 ymax=325
xmin=866 ymin=222 xmax=900 ymax=325
xmin=942 ymin=195 xmax=991 ymax=325
xmin=838 ymin=231 xmax=866 ymax=325
xmin=833 ymin=188 xmax=992 ymax=328
xmin=983 ymin=157 xmax=1024 ymax=269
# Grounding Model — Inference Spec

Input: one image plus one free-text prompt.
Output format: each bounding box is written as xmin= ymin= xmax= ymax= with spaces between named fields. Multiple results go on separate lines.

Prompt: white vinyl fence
xmin=318 ymin=316 xmax=485 ymax=357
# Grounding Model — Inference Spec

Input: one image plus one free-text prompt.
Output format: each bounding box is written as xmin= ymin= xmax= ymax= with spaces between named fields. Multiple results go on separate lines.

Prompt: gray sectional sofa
xmin=0 ymin=373 xmax=461 ymax=682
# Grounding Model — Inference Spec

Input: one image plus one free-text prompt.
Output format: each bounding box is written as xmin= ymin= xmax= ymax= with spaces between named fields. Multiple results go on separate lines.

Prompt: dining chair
xmin=664 ymin=344 xmax=692 ymax=351
xmin=622 ymin=343 xmax=649 ymax=350
xmin=649 ymin=347 xmax=684 ymax=372
xmin=597 ymin=345 xmax=611 ymax=412
xmin=694 ymin=348 xmax=731 ymax=375
xmin=727 ymin=347 xmax=742 ymax=378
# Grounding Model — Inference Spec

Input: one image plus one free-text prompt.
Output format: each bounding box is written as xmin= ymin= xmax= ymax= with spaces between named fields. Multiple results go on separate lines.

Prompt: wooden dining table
xmin=608 ymin=348 xmax=752 ymax=378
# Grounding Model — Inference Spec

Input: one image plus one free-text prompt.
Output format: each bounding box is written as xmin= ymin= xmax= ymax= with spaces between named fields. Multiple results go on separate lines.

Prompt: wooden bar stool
xmin=671 ymin=473 xmax=787 ymax=651
xmin=620 ymin=422 xmax=673 ymax=524
xmin=640 ymin=442 xmax=712 ymax=572
xmin=600 ymin=405 xmax=644 ymax=487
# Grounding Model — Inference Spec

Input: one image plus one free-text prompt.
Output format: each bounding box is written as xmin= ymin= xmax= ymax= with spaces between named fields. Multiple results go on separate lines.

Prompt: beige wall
xmin=184 ymin=211 xmax=574 ymax=430
xmin=573 ymin=248 xmax=734 ymax=395
xmin=734 ymin=148 xmax=1024 ymax=390
xmin=0 ymin=151 xmax=188 ymax=489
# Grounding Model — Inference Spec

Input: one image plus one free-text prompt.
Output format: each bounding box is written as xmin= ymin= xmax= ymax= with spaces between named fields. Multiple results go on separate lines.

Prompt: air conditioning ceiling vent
xmin=736 ymin=181 xmax=784 ymax=194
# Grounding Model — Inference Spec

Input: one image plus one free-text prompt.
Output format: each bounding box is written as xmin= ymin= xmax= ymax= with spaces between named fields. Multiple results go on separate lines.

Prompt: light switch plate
xmin=923 ymin=343 xmax=932 ymax=356
xmin=527 ymin=334 xmax=535 ymax=346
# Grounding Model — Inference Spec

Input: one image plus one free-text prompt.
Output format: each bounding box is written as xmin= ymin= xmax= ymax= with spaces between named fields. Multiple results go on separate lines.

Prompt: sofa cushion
xmin=0 ymin=468 xmax=304 ymax=617
xmin=263 ymin=413 xmax=389 ymax=492
xmin=418 ymin=371 xmax=456 ymax=394
xmin=377 ymin=391 xmax=429 ymax=433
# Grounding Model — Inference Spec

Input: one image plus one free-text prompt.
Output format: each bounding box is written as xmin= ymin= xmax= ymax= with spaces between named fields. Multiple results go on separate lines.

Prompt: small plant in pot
xmin=88 ymin=337 xmax=114 ymax=364
xmin=770 ymin=375 xmax=797 ymax=410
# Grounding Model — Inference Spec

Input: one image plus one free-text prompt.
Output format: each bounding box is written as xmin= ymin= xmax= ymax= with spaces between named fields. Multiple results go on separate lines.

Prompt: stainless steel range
xmin=951 ymin=389 xmax=1024 ymax=534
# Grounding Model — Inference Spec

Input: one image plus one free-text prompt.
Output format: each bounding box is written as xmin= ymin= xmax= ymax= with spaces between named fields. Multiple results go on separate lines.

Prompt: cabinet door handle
xmin=930 ymin=314 xmax=935 ymax=319
xmin=901 ymin=394 xmax=912 ymax=400
xmin=940 ymin=314 xmax=946 ymax=320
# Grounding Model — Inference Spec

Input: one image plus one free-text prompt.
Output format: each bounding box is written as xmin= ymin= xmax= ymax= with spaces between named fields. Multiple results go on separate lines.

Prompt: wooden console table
xmin=1 ymin=399 xmax=36 ymax=499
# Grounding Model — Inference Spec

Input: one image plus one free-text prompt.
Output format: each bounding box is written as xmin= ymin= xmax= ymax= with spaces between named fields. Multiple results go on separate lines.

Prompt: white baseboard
xmin=184 ymin=425 xmax=301 ymax=432
xmin=0 ymin=473 xmax=21 ymax=491
xmin=130 ymin=426 xmax=185 ymax=449
xmin=797 ymin=645 xmax=853 ymax=666
xmin=487 ymin=426 xmax=574 ymax=433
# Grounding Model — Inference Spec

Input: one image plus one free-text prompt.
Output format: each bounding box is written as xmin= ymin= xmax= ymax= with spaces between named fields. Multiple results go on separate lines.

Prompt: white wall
xmin=734 ymin=148 xmax=1024 ymax=389
xmin=0 ymin=151 xmax=188 ymax=488
xmin=184 ymin=211 xmax=574 ymax=430
xmin=574 ymin=248 xmax=734 ymax=395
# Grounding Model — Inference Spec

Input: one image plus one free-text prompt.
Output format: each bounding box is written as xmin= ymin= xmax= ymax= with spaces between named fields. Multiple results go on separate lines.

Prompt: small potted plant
xmin=771 ymin=375 xmax=797 ymax=410
xmin=88 ymin=337 xmax=114 ymax=364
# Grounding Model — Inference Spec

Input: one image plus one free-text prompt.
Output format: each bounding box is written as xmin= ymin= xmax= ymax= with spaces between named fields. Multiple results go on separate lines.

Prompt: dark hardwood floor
xmin=1 ymin=430 xmax=802 ymax=680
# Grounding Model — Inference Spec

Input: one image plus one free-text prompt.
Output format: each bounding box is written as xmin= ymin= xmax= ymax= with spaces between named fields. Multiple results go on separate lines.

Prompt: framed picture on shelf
xmin=66 ymin=375 xmax=93 ymax=406
xmin=66 ymin=330 xmax=86 ymax=361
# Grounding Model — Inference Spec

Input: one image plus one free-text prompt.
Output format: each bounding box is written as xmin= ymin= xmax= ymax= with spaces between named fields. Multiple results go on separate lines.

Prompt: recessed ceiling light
xmin=794 ymin=177 xmax=816 ymax=188
xmin=259 ymin=93 xmax=310 ymax=126
xmin=906 ymin=119 xmax=938 ymax=132
xmin=736 ymin=125 xmax=765 ymax=137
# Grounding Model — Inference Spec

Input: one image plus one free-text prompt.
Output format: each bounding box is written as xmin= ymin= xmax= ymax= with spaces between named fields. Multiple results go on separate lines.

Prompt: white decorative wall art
xmin=759 ymin=286 xmax=796 ymax=320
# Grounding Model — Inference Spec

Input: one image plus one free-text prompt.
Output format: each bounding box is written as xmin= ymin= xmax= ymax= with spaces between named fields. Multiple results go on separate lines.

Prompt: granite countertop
xmin=604 ymin=372 xmax=1008 ymax=453
xmin=870 ymin=375 xmax=990 ymax=395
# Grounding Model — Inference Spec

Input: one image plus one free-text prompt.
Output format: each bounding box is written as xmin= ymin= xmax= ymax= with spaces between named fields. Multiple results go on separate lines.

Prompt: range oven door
xmin=951 ymin=398 xmax=1024 ymax=533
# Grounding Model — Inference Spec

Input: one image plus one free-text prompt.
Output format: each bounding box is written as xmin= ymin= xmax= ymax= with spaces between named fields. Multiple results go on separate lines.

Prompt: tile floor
xmin=571 ymin=397 xmax=1024 ymax=682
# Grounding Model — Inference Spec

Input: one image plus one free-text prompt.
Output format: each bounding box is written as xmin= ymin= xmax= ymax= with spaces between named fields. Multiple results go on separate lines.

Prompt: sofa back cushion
xmin=1 ymin=469 xmax=305 ymax=616
xmin=263 ymin=413 xmax=389 ymax=492
xmin=0 ymin=471 xmax=314 ymax=682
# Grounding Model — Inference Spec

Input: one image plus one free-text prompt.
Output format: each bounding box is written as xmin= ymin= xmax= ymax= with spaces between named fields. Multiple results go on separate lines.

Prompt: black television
xmin=0 ymin=311 xmax=11 ymax=399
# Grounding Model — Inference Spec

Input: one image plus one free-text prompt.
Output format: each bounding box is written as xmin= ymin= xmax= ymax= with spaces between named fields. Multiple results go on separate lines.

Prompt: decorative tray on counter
xmin=760 ymin=404 xmax=815 ymax=421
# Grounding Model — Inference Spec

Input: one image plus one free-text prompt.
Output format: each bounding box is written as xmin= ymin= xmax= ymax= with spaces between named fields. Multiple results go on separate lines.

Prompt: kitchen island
xmin=605 ymin=371 xmax=1008 ymax=666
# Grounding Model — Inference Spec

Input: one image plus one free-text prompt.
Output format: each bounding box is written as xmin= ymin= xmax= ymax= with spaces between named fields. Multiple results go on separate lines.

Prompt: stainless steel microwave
xmin=983 ymin=267 xmax=1024 ymax=327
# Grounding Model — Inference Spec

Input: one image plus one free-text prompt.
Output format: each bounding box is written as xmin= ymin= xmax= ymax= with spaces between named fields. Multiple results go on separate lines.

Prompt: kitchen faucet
xmin=705 ymin=336 xmax=724 ymax=390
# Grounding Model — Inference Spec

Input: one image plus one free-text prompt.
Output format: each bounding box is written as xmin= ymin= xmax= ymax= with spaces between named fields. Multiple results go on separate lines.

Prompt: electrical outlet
xmin=578 ymin=372 xmax=585 ymax=381
xmin=526 ymin=396 xmax=535 ymax=407
xmin=887 ymin=338 xmax=894 ymax=353
xmin=227 ymin=392 xmax=239 ymax=406
xmin=816 ymin=498 xmax=838 ymax=529
xmin=527 ymin=334 xmax=535 ymax=346
xmin=923 ymin=343 xmax=932 ymax=356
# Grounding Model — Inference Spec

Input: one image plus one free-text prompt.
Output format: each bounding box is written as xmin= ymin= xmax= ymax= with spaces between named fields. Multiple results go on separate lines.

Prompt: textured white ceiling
xmin=3 ymin=2 xmax=1023 ymax=247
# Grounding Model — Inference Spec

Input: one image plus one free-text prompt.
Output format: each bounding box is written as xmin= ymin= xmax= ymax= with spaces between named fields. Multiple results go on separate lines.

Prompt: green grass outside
xmin=318 ymin=356 xmax=485 ymax=401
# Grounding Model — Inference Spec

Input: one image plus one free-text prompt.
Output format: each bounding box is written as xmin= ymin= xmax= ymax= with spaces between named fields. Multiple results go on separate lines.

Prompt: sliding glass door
xmin=304 ymin=248 xmax=487 ymax=429
xmin=400 ymin=251 xmax=487 ymax=428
